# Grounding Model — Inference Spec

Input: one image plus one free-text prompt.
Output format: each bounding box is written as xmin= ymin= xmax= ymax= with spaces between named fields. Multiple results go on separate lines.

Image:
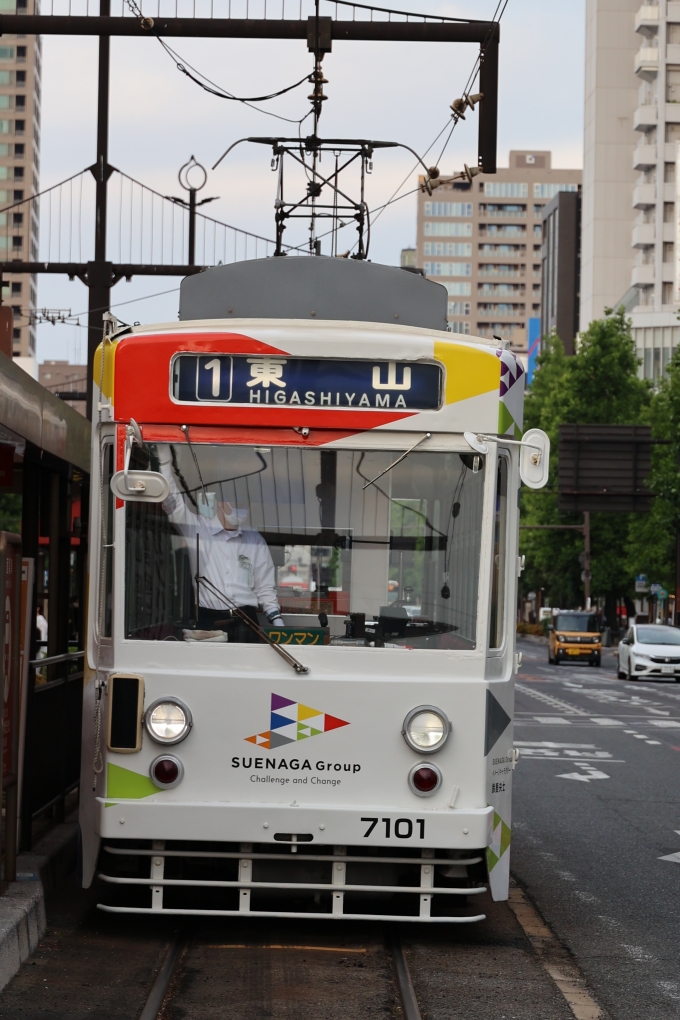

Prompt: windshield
xmin=555 ymin=614 xmax=599 ymax=633
xmin=124 ymin=443 xmax=486 ymax=649
xmin=636 ymin=626 xmax=680 ymax=645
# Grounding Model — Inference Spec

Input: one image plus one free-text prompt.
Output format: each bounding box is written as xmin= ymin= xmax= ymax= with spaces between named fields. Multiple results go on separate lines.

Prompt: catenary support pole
xmin=87 ymin=0 xmax=112 ymax=421
xmin=583 ymin=511 xmax=591 ymax=610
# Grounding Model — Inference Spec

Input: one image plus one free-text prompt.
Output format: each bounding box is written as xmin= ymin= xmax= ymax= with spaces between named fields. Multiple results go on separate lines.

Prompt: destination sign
xmin=172 ymin=355 xmax=442 ymax=411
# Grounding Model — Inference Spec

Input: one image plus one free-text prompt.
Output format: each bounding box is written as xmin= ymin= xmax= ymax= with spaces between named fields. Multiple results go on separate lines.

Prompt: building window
xmin=449 ymin=321 xmax=471 ymax=334
xmin=423 ymin=221 xmax=472 ymax=237
xmin=10 ymin=282 xmax=20 ymax=295
xmin=11 ymin=236 xmax=21 ymax=249
xmin=13 ymin=167 xmax=22 ymax=181
xmin=479 ymin=244 xmax=524 ymax=255
xmin=12 ymin=328 xmax=19 ymax=340
xmin=423 ymin=242 xmax=472 ymax=257
xmin=484 ymin=182 xmax=528 ymax=198
xmin=664 ymin=242 xmax=675 ymax=262
xmin=668 ymin=66 xmax=680 ymax=103
xmin=15 ymin=71 xmax=24 ymax=86
xmin=480 ymin=224 xmax=525 ymax=237
xmin=664 ymin=202 xmax=675 ymax=223
xmin=662 ymin=281 xmax=675 ymax=304
xmin=533 ymin=183 xmax=578 ymax=199
xmin=669 ymin=23 xmax=680 ymax=44
xmin=533 ymin=204 xmax=543 ymax=217
xmin=0 ymin=48 xmax=15 ymax=60
xmin=423 ymin=201 xmax=472 ymax=217
xmin=665 ymin=163 xmax=676 ymax=184
xmin=12 ymin=212 xmax=21 ymax=226
xmin=444 ymin=282 xmax=472 ymax=296
xmin=13 ymin=120 xmax=24 ymax=134
xmin=16 ymin=47 xmax=26 ymax=61
xmin=424 ymin=261 xmax=471 ymax=277
xmin=448 ymin=301 xmax=471 ymax=316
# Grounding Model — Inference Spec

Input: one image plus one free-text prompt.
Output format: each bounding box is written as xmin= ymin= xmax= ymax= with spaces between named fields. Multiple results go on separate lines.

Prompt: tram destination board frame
xmin=558 ymin=424 xmax=653 ymax=514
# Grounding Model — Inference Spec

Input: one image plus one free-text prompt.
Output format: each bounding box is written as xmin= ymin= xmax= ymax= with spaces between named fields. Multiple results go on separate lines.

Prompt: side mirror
xmin=519 ymin=429 xmax=550 ymax=489
xmin=463 ymin=428 xmax=550 ymax=489
xmin=111 ymin=470 xmax=169 ymax=502
xmin=110 ymin=417 xmax=171 ymax=503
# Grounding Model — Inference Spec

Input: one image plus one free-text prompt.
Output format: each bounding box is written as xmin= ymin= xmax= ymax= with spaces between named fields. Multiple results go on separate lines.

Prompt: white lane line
xmin=516 ymin=684 xmax=590 ymax=715
xmin=649 ymin=720 xmax=680 ymax=728
xmin=646 ymin=740 xmax=662 ymax=745
xmin=590 ymin=718 xmax=624 ymax=726
xmin=534 ymin=716 xmax=572 ymax=724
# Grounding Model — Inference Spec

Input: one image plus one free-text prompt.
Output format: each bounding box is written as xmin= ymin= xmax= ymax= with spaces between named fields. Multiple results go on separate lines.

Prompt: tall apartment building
xmin=628 ymin=0 xmax=680 ymax=379
xmin=0 ymin=0 xmax=40 ymax=359
xmin=580 ymin=0 xmax=640 ymax=330
xmin=415 ymin=152 xmax=581 ymax=354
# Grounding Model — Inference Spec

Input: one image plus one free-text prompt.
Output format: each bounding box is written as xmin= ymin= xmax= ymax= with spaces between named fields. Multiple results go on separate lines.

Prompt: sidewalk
xmin=0 ymin=821 xmax=77 ymax=991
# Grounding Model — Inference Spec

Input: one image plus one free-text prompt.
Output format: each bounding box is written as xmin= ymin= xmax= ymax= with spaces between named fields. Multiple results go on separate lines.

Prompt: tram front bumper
xmin=98 ymin=798 xmax=493 ymax=849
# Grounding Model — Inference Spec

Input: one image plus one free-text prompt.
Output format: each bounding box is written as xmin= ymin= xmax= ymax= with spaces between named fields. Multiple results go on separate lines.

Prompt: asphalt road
xmin=513 ymin=636 xmax=680 ymax=1020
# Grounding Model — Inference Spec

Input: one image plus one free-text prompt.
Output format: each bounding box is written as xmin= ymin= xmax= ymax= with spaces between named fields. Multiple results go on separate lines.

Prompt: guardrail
xmin=20 ymin=651 xmax=84 ymax=851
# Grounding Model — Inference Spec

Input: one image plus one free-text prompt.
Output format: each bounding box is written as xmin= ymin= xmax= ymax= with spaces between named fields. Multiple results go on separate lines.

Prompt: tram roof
xmin=179 ymin=257 xmax=449 ymax=332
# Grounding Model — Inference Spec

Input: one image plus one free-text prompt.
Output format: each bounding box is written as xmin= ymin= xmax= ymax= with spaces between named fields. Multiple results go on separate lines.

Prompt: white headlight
xmin=402 ymin=706 xmax=450 ymax=753
xmin=144 ymin=698 xmax=192 ymax=744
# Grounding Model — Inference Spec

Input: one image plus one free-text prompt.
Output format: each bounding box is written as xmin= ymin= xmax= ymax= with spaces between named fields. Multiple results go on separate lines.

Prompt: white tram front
xmin=80 ymin=257 xmax=548 ymax=923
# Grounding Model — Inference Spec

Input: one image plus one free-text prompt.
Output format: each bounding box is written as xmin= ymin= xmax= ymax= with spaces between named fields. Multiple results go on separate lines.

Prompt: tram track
xmin=137 ymin=928 xmax=423 ymax=1020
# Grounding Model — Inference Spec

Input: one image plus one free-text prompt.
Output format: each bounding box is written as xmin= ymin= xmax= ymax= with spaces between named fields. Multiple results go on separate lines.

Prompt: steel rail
xmin=391 ymin=938 xmax=422 ymax=1020
xmin=138 ymin=936 xmax=185 ymax=1020
xmin=99 ymin=874 xmax=487 ymax=894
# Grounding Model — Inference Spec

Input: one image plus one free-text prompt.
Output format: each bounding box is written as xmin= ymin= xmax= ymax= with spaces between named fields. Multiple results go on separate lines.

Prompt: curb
xmin=0 ymin=821 xmax=78 ymax=992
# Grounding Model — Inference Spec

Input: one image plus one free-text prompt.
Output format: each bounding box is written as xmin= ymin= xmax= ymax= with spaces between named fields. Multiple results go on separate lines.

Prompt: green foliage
xmin=520 ymin=310 xmax=651 ymax=609
xmin=626 ymin=344 xmax=680 ymax=590
xmin=0 ymin=493 xmax=21 ymax=534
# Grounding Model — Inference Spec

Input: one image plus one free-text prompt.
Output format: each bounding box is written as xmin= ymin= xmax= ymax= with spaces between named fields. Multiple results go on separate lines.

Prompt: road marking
xmin=508 ymin=883 xmax=603 ymax=1020
xmin=645 ymin=708 xmax=670 ymax=716
xmin=658 ymin=851 xmax=680 ymax=864
xmin=516 ymin=684 xmax=590 ymax=715
xmin=534 ymin=716 xmax=572 ymax=724
xmin=515 ymin=742 xmax=598 ymax=748
xmin=649 ymin=720 xmax=680 ymax=728
xmin=646 ymin=740 xmax=661 ymax=745
xmin=557 ymin=771 xmax=609 ymax=782
xmin=590 ymin=718 xmax=624 ymax=726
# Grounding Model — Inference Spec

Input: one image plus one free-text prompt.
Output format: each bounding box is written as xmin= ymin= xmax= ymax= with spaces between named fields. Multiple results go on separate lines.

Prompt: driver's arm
xmin=250 ymin=535 xmax=284 ymax=626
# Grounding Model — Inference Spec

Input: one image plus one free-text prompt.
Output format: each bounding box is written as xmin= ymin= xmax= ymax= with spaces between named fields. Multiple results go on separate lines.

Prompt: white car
xmin=618 ymin=624 xmax=680 ymax=681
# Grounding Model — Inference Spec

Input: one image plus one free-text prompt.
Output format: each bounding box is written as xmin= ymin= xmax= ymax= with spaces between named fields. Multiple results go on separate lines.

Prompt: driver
xmin=158 ymin=446 xmax=285 ymax=641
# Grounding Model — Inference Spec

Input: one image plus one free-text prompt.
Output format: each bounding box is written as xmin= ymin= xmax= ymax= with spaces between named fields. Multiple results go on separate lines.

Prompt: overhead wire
xmin=369 ymin=0 xmax=509 ymax=235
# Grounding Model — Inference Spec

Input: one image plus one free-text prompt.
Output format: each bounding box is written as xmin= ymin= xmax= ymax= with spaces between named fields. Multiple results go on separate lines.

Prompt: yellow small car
xmin=548 ymin=611 xmax=602 ymax=667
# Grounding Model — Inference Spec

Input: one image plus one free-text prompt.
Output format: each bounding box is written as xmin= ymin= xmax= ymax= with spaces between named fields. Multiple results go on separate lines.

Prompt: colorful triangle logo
xmin=245 ymin=694 xmax=350 ymax=746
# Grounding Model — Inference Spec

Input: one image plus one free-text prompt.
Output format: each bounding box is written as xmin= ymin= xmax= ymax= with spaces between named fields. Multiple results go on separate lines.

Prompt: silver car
xmin=618 ymin=624 xmax=680 ymax=681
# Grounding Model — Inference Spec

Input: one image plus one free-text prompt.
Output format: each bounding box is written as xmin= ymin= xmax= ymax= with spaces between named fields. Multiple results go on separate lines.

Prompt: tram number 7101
xmin=361 ymin=817 xmax=425 ymax=839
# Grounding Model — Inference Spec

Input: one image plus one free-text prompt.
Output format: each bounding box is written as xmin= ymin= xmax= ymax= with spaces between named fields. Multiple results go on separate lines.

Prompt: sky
xmin=35 ymin=0 xmax=585 ymax=363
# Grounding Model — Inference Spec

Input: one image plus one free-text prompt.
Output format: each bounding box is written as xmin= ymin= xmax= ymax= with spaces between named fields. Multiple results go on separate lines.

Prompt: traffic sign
xmin=635 ymin=574 xmax=649 ymax=593
xmin=650 ymin=582 xmax=663 ymax=595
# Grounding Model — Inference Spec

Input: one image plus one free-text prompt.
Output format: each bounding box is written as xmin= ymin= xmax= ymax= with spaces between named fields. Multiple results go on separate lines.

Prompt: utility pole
xmin=583 ymin=511 xmax=591 ymax=609
xmin=86 ymin=0 xmax=112 ymax=421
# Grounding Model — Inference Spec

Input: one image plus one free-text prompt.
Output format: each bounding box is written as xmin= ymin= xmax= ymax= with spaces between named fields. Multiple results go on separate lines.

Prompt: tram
xmin=80 ymin=256 xmax=549 ymax=923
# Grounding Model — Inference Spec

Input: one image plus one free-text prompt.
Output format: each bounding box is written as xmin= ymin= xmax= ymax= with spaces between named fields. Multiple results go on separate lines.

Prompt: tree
xmin=520 ymin=310 xmax=651 ymax=617
xmin=626 ymin=344 xmax=680 ymax=600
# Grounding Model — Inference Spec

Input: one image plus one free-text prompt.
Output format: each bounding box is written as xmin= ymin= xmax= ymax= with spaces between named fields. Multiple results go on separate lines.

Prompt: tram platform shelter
xmin=0 ymin=350 xmax=90 ymax=854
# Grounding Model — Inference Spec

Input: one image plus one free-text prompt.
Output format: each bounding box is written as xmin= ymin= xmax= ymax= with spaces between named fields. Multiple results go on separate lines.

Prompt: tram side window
xmin=101 ymin=443 xmax=114 ymax=638
xmin=489 ymin=456 xmax=508 ymax=649
xmin=124 ymin=444 xmax=486 ymax=649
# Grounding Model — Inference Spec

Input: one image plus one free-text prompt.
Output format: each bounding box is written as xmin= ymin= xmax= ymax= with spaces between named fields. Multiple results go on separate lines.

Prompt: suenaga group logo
xmin=245 ymin=693 xmax=349 ymax=749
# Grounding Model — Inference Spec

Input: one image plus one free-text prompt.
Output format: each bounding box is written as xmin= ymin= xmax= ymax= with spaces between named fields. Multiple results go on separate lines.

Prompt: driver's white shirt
xmin=160 ymin=471 xmax=279 ymax=616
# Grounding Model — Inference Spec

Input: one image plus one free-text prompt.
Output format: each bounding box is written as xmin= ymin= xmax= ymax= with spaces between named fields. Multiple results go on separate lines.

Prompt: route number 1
xmin=361 ymin=817 xmax=425 ymax=839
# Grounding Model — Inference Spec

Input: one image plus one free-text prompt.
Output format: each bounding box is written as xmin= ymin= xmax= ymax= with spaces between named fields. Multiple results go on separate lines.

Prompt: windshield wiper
xmin=362 ymin=433 xmax=431 ymax=491
xmin=195 ymin=573 xmax=309 ymax=675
